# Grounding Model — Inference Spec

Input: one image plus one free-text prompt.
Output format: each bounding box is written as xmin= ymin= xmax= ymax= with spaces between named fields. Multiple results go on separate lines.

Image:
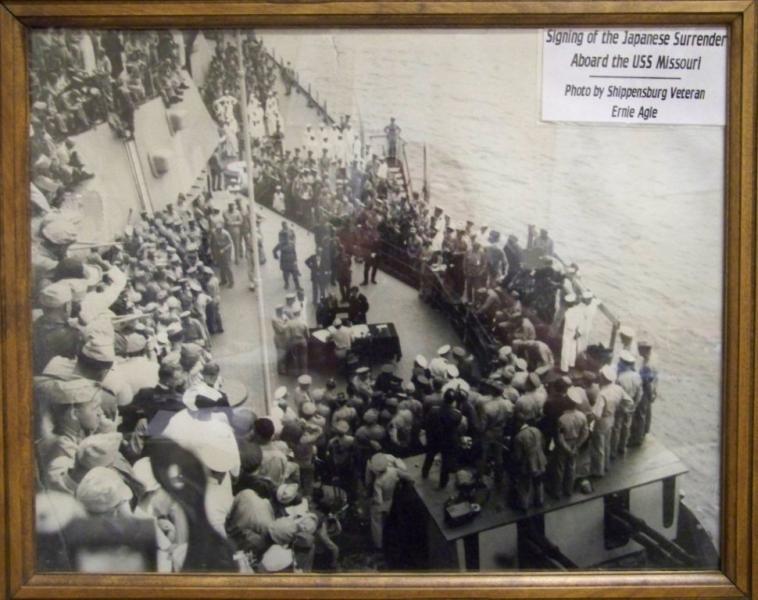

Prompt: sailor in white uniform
xmin=579 ymin=289 xmax=600 ymax=353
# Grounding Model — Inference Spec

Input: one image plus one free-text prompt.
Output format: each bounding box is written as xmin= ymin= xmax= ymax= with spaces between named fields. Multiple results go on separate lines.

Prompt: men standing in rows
xmin=210 ymin=222 xmax=234 ymax=288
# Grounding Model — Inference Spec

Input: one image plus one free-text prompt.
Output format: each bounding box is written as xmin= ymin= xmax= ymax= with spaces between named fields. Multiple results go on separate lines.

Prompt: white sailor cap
xmin=193 ymin=419 xmax=240 ymax=473
xmin=446 ymin=364 xmax=460 ymax=379
xmin=564 ymin=293 xmax=577 ymax=303
xmin=297 ymin=374 xmax=312 ymax=386
xmin=515 ymin=358 xmax=528 ymax=371
xmin=285 ymin=293 xmax=297 ymax=301
xmin=132 ymin=457 xmax=161 ymax=493
xmin=566 ymin=387 xmax=585 ymax=406
xmin=276 ymin=483 xmax=299 ymax=505
xmin=619 ymin=325 xmax=635 ymax=338
xmin=355 ymin=366 xmax=370 ymax=375
xmin=76 ymin=467 xmax=132 ymax=515
xmin=619 ymin=350 xmax=637 ymax=364
xmin=497 ymin=345 xmax=512 ymax=361
xmin=600 ymin=365 xmax=617 ymax=382
xmin=582 ymin=289 xmax=594 ymax=300
xmin=414 ymin=355 xmax=428 ymax=368
xmin=274 ymin=386 xmax=288 ymax=400
xmin=39 ymin=281 xmax=72 ymax=308
xmin=437 ymin=344 xmax=451 ymax=356
xmin=333 ymin=318 xmax=342 ymax=327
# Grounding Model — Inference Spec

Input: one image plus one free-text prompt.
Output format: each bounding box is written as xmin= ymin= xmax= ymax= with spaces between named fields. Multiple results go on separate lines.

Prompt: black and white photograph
xmin=29 ymin=28 xmax=724 ymax=573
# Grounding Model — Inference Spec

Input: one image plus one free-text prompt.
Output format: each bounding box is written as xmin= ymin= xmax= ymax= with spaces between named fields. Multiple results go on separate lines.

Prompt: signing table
xmin=308 ymin=322 xmax=402 ymax=368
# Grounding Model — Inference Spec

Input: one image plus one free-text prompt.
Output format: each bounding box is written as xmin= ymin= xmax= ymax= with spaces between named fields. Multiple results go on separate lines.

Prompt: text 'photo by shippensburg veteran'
xmin=30 ymin=28 xmax=724 ymax=573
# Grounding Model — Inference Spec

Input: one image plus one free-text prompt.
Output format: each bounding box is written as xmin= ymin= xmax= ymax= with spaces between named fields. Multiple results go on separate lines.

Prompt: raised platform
xmin=406 ymin=435 xmax=687 ymax=544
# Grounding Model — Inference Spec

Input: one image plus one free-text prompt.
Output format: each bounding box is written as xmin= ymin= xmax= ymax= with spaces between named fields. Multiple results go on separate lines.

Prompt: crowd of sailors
xmin=29 ymin=30 xmax=189 ymax=208
xmin=30 ymin=34 xmax=660 ymax=574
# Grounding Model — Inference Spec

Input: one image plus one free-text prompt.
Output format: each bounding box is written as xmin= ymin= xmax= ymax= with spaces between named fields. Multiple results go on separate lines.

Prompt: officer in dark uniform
xmin=347 ymin=286 xmax=369 ymax=324
xmin=421 ymin=388 xmax=463 ymax=489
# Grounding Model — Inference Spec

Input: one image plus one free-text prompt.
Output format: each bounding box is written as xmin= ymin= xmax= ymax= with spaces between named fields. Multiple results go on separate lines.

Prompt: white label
xmin=541 ymin=27 xmax=727 ymax=125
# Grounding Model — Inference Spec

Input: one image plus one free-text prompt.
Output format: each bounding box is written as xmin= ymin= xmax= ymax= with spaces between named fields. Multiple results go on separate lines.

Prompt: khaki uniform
xmin=549 ymin=408 xmax=589 ymax=497
xmin=511 ymin=424 xmax=547 ymax=510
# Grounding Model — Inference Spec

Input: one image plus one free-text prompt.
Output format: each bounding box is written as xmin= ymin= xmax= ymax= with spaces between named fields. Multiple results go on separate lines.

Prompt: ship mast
xmin=236 ymin=29 xmax=273 ymax=414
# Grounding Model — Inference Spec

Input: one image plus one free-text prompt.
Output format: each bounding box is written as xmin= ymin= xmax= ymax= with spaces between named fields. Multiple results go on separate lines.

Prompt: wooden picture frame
xmin=0 ymin=0 xmax=756 ymax=598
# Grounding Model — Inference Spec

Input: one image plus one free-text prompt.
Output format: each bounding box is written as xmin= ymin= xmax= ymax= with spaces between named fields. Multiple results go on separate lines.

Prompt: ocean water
xmin=258 ymin=29 xmax=724 ymax=545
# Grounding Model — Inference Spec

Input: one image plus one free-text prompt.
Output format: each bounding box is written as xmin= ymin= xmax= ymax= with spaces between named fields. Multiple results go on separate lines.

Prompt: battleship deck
xmin=209 ymin=200 xmax=460 ymax=417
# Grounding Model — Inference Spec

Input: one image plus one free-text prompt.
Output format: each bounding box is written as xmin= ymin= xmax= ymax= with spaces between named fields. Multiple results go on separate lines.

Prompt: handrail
xmin=262 ymin=45 xmax=336 ymax=127
xmin=401 ymin=139 xmax=414 ymax=198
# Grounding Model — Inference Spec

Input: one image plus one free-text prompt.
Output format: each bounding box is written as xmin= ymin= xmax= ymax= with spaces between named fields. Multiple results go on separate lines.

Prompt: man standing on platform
xmin=615 ymin=350 xmax=642 ymax=457
xmin=361 ymin=228 xmax=380 ymax=286
xmin=331 ymin=318 xmax=353 ymax=370
xmin=510 ymin=410 xmax=547 ymax=510
xmin=484 ymin=231 xmax=508 ymax=288
xmin=286 ymin=307 xmax=310 ymax=375
xmin=347 ymin=286 xmax=369 ymax=324
xmin=630 ymin=342 xmax=658 ymax=446
xmin=504 ymin=235 xmax=523 ymax=288
xmin=548 ymin=387 xmax=589 ymax=499
xmin=224 ymin=202 xmax=244 ymax=264
xmin=463 ymin=240 xmax=487 ymax=304
xmin=272 ymin=231 xmax=302 ymax=292
xmin=271 ymin=305 xmax=289 ymax=375
xmin=421 ymin=388 xmax=463 ymax=490
xmin=210 ymin=222 xmax=234 ymax=288
xmin=384 ymin=117 xmax=401 ymax=164
xmin=335 ymin=244 xmax=353 ymax=302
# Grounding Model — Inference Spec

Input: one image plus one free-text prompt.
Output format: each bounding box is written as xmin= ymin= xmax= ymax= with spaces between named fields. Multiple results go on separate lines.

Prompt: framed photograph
xmin=0 ymin=1 xmax=756 ymax=598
